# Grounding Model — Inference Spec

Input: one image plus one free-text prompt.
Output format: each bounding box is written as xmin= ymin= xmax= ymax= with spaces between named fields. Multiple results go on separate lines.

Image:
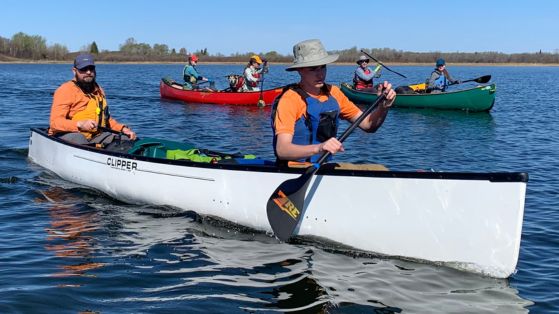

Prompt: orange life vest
xmin=71 ymin=88 xmax=110 ymax=139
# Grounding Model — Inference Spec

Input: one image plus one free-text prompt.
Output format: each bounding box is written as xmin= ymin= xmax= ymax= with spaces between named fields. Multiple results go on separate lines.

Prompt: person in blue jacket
xmin=183 ymin=54 xmax=213 ymax=90
xmin=427 ymin=58 xmax=460 ymax=93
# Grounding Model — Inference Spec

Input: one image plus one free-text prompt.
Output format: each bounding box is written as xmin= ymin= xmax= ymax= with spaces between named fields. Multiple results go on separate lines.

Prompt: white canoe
xmin=28 ymin=128 xmax=527 ymax=278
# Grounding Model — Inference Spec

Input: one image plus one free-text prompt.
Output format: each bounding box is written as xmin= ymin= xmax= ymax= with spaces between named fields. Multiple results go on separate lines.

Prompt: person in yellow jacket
xmin=243 ymin=55 xmax=268 ymax=91
xmin=49 ymin=53 xmax=136 ymax=147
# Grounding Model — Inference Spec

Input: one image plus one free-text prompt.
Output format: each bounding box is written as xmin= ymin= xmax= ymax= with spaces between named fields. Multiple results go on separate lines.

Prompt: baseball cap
xmin=74 ymin=53 xmax=95 ymax=70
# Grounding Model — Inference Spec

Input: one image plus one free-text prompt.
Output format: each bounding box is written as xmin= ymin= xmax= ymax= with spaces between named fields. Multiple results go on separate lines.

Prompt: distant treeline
xmin=1 ymin=32 xmax=559 ymax=64
xmin=0 ymin=32 xmax=68 ymax=61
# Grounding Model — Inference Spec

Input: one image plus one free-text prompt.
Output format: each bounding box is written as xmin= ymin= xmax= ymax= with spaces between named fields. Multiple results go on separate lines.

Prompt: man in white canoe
xmin=48 ymin=53 xmax=136 ymax=149
xmin=270 ymin=39 xmax=396 ymax=166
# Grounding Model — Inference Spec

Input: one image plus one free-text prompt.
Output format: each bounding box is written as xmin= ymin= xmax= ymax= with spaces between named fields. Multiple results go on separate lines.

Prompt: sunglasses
xmin=77 ymin=66 xmax=96 ymax=73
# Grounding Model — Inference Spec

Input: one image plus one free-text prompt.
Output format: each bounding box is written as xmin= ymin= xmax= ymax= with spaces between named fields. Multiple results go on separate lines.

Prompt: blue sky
xmin=2 ymin=0 xmax=558 ymax=55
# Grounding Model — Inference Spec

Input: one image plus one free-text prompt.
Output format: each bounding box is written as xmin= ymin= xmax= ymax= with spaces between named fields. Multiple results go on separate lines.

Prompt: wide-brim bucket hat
xmin=286 ymin=39 xmax=339 ymax=71
xmin=356 ymin=55 xmax=370 ymax=64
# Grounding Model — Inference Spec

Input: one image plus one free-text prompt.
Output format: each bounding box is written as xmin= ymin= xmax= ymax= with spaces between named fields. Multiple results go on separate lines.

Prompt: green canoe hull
xmin=340 ymin=83 xmax=496 ymax=112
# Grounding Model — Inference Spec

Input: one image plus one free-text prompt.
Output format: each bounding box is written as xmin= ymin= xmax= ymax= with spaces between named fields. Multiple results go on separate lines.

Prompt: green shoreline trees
xmin=0 ymin=32 xmax=69 ymax=61
xmin=1 ymin=32 xmax=558 ymax=64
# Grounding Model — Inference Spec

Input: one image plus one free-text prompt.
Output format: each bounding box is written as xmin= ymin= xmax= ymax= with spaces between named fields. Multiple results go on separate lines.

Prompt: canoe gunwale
xmin=30 ymin=128 xmax=528 ymax=183
xmin=160 ymin=77 xmax=281 ymax=95
xmin=159 ymin=79 xmax=283 ymax=105
xmin=340 ymin=82 xmax=496 ymax=112
xmin=341 ymin=82 xmax=495 ymax=97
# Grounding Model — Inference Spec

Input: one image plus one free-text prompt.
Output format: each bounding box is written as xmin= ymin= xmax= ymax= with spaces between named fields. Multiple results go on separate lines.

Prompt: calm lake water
xmin=0 ymin=63 xmax=558 ymax=313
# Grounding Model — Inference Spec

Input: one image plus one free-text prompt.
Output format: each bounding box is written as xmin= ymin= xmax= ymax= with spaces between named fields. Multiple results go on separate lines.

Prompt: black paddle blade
xmin=474 ymin=75 xmax=491 ymax=84
xmin=266 ymin=168 xmax=316 ymax=241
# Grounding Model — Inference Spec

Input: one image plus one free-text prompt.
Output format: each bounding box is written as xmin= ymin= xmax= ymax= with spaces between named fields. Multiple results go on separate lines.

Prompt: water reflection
xmin=108 ymin=207 xmax=531 ymax=312
xmin=38 ymin=186 xmax=104 ymax=280
xmin=256 ymin=252 xmax=403 ymax=313
xmin=255 ymin=247 xmax=531 ymax=313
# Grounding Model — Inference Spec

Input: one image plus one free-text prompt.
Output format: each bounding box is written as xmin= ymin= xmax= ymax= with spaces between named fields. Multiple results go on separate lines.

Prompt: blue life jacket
xmin=432 ymin=70 xmax=449 ymax=91
xmin=271 ymin=84 xmax=340 ymax=164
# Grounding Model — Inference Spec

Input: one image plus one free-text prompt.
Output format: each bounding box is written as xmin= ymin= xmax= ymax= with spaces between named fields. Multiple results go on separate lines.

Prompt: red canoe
xmin=159 ymin=78 xmax=283 ymax=106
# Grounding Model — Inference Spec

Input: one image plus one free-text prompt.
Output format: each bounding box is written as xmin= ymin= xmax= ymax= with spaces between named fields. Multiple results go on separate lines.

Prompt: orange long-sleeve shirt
xmin=273 ymin=85 xmax=361 ymax=136
xmin=49 ymin=80 xmax=124 ymax=135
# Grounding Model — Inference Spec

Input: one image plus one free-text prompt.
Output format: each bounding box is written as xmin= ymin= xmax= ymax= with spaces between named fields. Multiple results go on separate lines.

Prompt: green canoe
xmin=340 ymin=83 xmax=496 ymax=112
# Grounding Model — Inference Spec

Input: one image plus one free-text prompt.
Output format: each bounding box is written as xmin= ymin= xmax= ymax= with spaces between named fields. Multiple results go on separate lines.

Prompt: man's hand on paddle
xmin=318 ymin=138 xmax=345 ymax=155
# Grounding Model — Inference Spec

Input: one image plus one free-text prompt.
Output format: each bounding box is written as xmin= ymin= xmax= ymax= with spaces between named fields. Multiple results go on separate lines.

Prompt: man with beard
xmin=49 ymin=53 xmax=136 ymax=147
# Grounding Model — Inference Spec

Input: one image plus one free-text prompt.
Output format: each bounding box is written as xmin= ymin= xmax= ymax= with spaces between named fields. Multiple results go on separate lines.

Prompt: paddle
xmin=449 ymin=75 xmax=491 ymax=86
xmin=257 ymin=62 xmax=268 ymax=107
xmin=266 ymin=92 xmax=388 ymax=242
xmin=257 ymin=75 xmax=265 ymax=107
xmin=360 ymin=49 xmax=407 ymax=78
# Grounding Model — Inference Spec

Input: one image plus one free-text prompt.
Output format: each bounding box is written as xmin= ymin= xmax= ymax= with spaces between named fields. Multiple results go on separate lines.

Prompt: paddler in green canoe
xmin=426 ymin=58 xmax=461 ymax=93
xmin=353 ymin=55 xmax=382 ymax=93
